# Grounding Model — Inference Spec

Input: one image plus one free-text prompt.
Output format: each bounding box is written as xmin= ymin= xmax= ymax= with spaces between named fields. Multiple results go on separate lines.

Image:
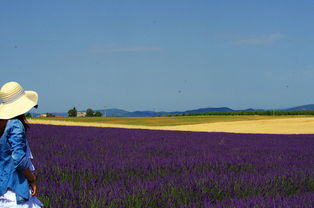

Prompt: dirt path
xmin=28 ymin=117 xmax=314 ymax=134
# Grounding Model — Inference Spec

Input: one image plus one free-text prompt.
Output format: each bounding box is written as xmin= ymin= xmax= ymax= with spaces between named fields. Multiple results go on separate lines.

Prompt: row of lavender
xmin=27 ymin=124 xmax=314 ymax=207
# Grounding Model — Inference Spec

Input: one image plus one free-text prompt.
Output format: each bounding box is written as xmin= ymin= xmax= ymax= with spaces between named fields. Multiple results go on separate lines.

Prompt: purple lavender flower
xmin=27 ymin=124 xmax=314 ymax=207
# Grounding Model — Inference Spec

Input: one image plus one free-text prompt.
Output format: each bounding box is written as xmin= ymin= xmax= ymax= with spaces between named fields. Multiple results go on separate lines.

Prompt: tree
xmin=25 ymin=112 xmax=32 ymax=118
xmin=46 ymin=113 xmax=55 ymax=117
xmin=68 ymin=107 xmax=77 ymax=117
xmin=86 ymin=108 xmax=94 ymax=117
xmin=94 ymin=111 xmax=103 ymax=117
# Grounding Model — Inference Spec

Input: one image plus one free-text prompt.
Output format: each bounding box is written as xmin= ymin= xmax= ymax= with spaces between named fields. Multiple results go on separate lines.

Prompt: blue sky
xmin=1 ymin=0 xmax=314 ymax=113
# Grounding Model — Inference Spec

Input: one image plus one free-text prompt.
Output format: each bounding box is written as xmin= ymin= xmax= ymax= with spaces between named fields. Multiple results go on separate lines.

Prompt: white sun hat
xmin=0 ymin=81 xmax=38 ymax=119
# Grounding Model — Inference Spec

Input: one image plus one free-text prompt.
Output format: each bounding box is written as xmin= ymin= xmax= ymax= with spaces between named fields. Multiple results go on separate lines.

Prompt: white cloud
xmin=233 ymin=33 xmax=285 ymax=45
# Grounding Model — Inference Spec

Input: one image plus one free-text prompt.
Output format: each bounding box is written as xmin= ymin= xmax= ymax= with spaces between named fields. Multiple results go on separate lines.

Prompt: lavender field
xmin=27 ymin=124 xmax=314 ymax=208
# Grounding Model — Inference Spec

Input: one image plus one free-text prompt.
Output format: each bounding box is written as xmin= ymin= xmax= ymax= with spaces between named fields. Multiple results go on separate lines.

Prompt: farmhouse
xmin=77 ymin=112 xmax=86 ymax=117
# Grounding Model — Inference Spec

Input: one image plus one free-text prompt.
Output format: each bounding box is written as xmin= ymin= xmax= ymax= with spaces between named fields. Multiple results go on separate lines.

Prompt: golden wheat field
xmin=28 ymin=116 xmax=314 ymax=134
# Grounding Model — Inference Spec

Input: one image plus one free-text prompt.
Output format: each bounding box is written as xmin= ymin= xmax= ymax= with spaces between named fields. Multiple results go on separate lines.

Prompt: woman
xmin=0 ymin=81 xmax=43 ymax=207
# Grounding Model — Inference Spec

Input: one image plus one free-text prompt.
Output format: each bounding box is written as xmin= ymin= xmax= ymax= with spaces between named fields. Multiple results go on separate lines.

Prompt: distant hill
xmin=97 ymin=108 xmax=132 ymax=117
xmin=32 ymin=107 xmax=238 ymax=117
xmin=287 ymin=104 xmax=314 ymax=111
xmin=30 ymin=104 xmax=314 ymax=117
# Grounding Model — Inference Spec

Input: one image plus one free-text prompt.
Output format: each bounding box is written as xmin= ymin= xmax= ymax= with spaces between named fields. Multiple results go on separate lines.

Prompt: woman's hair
xmin=0 ymin=114 xmax=29 ymax=136
xmin=14 ymin=114 xmax=29 ymax=132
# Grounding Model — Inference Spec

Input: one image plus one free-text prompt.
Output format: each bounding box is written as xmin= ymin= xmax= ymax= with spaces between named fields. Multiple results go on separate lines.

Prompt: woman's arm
xmin=8 ymin=119 xmax=31 ymax=172
xmin=8 ymin=119 xmax=37 ymax=196
xmin=22 ymin=168 xmax=37 ymax=196
xmin=22 ymin=168 xmax=36 ymax=182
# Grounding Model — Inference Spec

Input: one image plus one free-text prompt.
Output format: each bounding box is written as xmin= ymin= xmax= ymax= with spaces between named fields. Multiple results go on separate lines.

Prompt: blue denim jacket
xmin=0 ymin=119 xmax=31 ymax=204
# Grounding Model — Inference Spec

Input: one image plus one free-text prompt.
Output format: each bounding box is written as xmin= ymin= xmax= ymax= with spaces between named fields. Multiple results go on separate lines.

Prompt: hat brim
xmin=0 ymin=91 xmax=38 ymax=119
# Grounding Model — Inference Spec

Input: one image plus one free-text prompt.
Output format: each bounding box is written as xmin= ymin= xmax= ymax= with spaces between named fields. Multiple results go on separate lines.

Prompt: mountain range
xmin=31 ymin=104 xmax=314 ymax=117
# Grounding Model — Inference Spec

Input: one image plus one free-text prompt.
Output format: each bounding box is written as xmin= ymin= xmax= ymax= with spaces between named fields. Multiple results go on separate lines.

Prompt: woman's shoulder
xmin=7 ymin=119 xmax=25 ymax=132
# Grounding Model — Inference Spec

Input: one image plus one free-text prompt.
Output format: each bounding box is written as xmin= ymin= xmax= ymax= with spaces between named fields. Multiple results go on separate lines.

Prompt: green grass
xmin=29 ymin=115 xmax=312 ymax=127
